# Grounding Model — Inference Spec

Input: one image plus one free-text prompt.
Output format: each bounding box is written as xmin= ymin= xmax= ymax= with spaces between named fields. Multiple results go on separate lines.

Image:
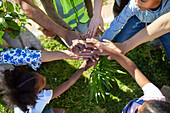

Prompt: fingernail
xmin=83 ymin=49 xmax=86 ymax=51
xmin=96 ymin=57 xmax=99 ymax=60
xmin=102 ymin=30 xmax=104 ymax=32
xmin=90 ymin=53 xmax=93 ymax=57
xmin=92 ymin=59 xmax=95 ymax=62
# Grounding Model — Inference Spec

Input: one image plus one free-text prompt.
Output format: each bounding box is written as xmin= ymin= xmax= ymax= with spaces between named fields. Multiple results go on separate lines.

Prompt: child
xmin=1 ymin=60 xmax=94 ymax=113
xmin=85 ymin=38 xmax=170 ymax=113
xmin=102 ymin=0 xmax=170 ymax=61
xmin=0 ymin=48 xmax=93 ymax=71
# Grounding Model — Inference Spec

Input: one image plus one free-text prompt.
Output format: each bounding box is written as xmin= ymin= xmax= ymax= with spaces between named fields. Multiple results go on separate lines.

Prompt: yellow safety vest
xmin=53 ymin=0 xmax=89 ymax=28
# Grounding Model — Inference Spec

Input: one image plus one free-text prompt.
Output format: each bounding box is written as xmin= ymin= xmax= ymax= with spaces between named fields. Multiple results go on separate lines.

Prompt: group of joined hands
xmin=66 ymin=38 xmax=122 ymax=70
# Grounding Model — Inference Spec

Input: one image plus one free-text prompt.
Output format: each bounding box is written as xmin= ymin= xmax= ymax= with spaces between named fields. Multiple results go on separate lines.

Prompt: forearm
xmin=40 ymin=0 xmax=73 ymax=31
xmin=93 ymin=0 xmax=103 ymax=17
xmin=84 ymin=0 xmax=93 ymax=18
xmin=122 ymin=12 xmax=170 ymax=54
xmin=16 ymin=0 xmax=68 ymax=38
xmin=107 ymin=50 xmax=150 ymax=88
xmin=52 ymin=67 xmax=85 ymax=99
xmin=41 ymin=50 xmax=70 ymax=62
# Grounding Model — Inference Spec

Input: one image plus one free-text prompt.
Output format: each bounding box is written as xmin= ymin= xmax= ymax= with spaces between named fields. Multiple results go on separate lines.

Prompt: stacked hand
xmin=82 ymin=15 xmax=104 ymax=38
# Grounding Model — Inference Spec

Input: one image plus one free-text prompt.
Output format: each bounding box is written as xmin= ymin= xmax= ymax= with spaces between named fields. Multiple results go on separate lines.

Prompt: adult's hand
xmin=79 ymin=59 xmax=98 ymax=71
xmin=82 ymin=16 xmax=104 ymax=38
xmin=85 ymin=39 xmax=121 ymax=56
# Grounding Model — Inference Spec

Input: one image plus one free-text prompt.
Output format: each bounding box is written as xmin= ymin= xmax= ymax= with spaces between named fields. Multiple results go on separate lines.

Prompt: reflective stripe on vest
xmin=53 ymin=0 xmax=89 ymax=28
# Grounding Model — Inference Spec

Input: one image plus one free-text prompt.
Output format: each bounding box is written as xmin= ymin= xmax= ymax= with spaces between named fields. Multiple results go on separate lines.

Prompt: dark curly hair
xmin=139 ymin=100 xmax=170 ymax=113
xmin=1 ymin=67 xmax=38 ymax=112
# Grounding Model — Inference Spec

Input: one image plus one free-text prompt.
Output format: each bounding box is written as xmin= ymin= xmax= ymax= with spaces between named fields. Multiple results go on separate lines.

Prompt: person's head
xmin=137 ymin=100 xmax=170 ymax=113
xmin=135 ymin=0 xmax=162 ymax=11
xmin=1 ymin=68 xmax=46 ymax=112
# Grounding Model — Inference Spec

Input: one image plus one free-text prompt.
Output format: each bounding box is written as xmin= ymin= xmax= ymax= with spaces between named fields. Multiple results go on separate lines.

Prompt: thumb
xmin=100 ymin=23 xmax=104 ymax=32
xmin=81 ymin=32 xmax=88 ymax=37
xmin=103 ymin=39 xmax=111 ymax=43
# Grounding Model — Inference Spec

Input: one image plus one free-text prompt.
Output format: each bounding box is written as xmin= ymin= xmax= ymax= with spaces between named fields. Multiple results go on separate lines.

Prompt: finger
xmin=89 ymin=28 xmax=94 ymax=38
xmin=77 ymin=43 xmax=85 ymax=52
xmin=74 ymin=45 xmax=81 ymax=54
xmin=100 ymin=22 xmax=104 ymax=32
xmin=81 ymin=32 xmax=88 ymax=37
xmin=84 ymin=44 xmax=97 ymax=50
xmin=92 ymin=49 xmax=102 ymax=55
xmin=92 ymin=28 xmax=98 ymax=38
xmin=93 ymin=60 xmax=98 ymax=69
xmin=103 ymin=39 xmax=112 ymax=43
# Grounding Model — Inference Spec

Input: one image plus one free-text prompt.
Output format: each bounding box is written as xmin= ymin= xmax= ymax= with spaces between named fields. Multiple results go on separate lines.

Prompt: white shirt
xmin=14 ymin=89 xmax=53 ymax=113
xmin=128 ymin=83 xmax=165 ymax=113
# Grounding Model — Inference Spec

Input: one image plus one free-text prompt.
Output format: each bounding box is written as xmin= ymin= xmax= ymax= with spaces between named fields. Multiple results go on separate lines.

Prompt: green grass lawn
xmin=0 ymin=35 xmax=169 ymax=113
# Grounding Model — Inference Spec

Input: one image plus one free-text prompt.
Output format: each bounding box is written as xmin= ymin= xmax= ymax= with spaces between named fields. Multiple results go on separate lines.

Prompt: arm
xmin=41 ymin=49 xmax=91 ymax=62
xmin=51 ymin=60 xmax=93 ymax=99
xmin=102 ymin=0 xmax=138 ymax=41
xmin=85 ymin=38 xmax=150 ymax=88
xmin=15 ymin=0 xmax=80 ymax=46
xmin=117 ymin=12 xmax=170 ymax=54
xmin=107 ymin=49 xmax=150 ymax=88
xmin=40 ymin=0 xmax=73 ymax=31
xmin=82 ymin=0 xmax=104 ymax=38
xmin=84 ymin=0 xmax=93 ymax=18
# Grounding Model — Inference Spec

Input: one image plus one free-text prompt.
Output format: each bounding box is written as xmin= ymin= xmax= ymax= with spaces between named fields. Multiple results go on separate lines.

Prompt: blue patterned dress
xmin=0 ymin=48 xmax=42 ymax=70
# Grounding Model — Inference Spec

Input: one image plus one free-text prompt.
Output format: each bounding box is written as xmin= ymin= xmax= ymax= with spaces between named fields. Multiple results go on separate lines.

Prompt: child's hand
xmin=79 ymin=59 xmax=98 ymax=71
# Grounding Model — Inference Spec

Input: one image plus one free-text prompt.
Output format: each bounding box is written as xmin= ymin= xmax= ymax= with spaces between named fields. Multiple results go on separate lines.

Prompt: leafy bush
xmin=0 ymin=0 xmax=30 ymax=47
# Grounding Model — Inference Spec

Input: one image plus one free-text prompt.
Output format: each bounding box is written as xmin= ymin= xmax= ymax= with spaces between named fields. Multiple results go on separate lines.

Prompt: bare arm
xmin=51 ymin=60 xmax=94 ymax=99
xmin=15 ymin=0 xmax=82 ymax=46
xmin=82 ymin=0 xmax=104 ymax=38
xmin=41 ymin=50 xmax=91 ymax=62
xmin=15 ymin=0 xmax=68 ymax=37
xmin=85 ymin=38 xmax=150 ymax=88
xmin=40 ymin=0 xmax=73 ymax=31
xmin=84 ymin=0 xmax=93 ymax=18
xmin=107 ymin=50 xmax=150 ymax=88
xmin=117 ymin=12 xmax=170 ymax=54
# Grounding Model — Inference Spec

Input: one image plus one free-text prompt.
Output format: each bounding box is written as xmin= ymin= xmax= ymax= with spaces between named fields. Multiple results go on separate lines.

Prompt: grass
xmin=0 ymin=27 xmax=170 ymax=113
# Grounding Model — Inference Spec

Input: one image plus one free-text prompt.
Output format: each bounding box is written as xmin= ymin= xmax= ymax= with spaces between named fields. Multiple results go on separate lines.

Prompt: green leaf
xmin=0 ymin=17 xmax=8 ymax=30
xmin=0 ymin=11 xmax=5 ymax=17
xmin=10 ymin=12 xmax=19 ymax=18
xmin=6 ymin=19 xmax=20 ymax=30
xmin=0 ymin=30 xmax=4 ymax=45
xmin=5 ymin=2 xmax=14 ymax=12
xmin=9 ymin=30 xmax=20 ymax=39
xmin=15 ymin=3 xmax=20 ymax=12
xmin=115 ymin=70 xmax=127 ymax=74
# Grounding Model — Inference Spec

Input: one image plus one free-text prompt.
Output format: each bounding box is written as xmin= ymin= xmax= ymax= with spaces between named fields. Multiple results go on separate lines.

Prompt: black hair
xmin=1 ymin=67 xmax=38 ymax=112
xmin=138 ymin=100 xmax=170 ymax=113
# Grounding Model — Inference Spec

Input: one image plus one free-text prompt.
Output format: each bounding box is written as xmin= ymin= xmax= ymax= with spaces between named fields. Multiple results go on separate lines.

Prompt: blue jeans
xmin=114 ymin=16 xmax=170 ymax=63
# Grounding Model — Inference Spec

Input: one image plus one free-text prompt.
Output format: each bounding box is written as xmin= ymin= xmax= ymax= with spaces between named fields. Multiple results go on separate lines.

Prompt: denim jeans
xmin=114 ymin=16 xmax=170 ymax=63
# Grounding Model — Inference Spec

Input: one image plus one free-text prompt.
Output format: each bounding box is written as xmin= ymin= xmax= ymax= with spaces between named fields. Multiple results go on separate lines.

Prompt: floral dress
xmin=0 ymin=48 xmax=42 ymax=70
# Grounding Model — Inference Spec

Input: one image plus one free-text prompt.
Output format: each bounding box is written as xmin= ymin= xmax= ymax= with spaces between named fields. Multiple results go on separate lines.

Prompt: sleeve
xmin=102 ymin=0 xmax=139 ymax=41
xmin=0 ymin=48 xmax=42 ymax=70
xmin=30 ymin=89 xmax=53 ymax=113
xmin=139 ymin=83 xmax=165 ymax=101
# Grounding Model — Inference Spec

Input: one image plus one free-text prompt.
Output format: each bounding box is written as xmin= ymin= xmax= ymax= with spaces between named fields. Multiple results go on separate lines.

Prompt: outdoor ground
xmin=0 ymin=0 xmax=170 ymax=113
